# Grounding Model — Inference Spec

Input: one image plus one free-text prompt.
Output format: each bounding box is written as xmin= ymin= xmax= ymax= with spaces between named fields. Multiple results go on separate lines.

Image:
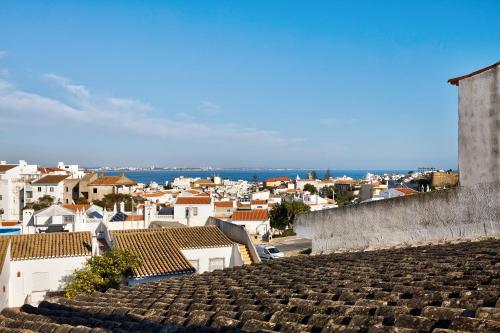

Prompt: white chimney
xmin=119 ymin=201 xmax=125 ymax=213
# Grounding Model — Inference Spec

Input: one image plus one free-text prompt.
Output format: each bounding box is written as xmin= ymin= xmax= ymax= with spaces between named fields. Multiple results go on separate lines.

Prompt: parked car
xmin=256 ymin=245 xmax=284 ymax=260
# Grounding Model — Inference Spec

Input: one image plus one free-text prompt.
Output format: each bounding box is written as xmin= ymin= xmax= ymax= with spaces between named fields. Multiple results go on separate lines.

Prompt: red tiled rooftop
xmin=175 ymin=197 xmax=212 ymax=205
xmin=232 ymin=209 xmax=269 ymax=221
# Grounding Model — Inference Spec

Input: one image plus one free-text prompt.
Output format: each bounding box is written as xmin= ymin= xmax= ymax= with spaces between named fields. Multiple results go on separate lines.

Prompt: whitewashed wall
xmin=180 ymin=246 xmax=233 ymax=273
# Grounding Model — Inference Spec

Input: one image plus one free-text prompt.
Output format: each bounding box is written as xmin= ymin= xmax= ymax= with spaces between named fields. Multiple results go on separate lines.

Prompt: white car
xmin=256 ymin=245 xmax=285 ymax=260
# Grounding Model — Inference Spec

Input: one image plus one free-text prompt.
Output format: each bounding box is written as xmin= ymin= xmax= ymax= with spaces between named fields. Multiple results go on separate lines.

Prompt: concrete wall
xmin=295 ymin=182 xmax=500 ymax=253
xmin=207 ymin=217 xmax=261 ymax=263
xmin=459 ymin=66 xmax=500 ymax=187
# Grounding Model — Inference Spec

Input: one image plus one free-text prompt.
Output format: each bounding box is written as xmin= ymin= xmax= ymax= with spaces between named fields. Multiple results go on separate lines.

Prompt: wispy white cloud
xmin=44 ymin=73 xmax=90 ymax=98
xmin=0 ymin=73 xmax=291 ymax=148
xmin=198 ymin=100 xmax=221 ymax=116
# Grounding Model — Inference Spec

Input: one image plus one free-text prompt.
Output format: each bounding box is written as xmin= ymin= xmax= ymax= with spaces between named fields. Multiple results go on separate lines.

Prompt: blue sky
xmin=0 ymin=1 xmax=499 ymax=169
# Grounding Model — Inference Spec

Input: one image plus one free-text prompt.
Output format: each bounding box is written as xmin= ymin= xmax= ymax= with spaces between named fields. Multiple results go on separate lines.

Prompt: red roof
xmin=175 ymin=197 xmax=212 ymax=205
xmin=62 ymin=204 xmax=91 ymax=212
xmin=395 ymin=188 xmax=419 ymax=195
xmin=90 ymin=175 xmax=136 ymax=186
xmin=32 ymin=174 xmax=69 ymax=185
xmin=232 ymin=209 xmax=269 ymax=221
xmin=37 ymin=166 xmax=67 ymax=174
xmin=0 ymin=165 xmax=17 ymax=173
xmin=448 ymin=62 xmax=500 ymax=86
xmin=215 ymin=201 xmax=234 ymax=208
xmin=265 ymin=176 xmax=292 ymax=183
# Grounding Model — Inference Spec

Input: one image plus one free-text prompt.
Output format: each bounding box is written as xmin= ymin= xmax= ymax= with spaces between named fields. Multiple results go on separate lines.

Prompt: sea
xmin=105 ymin=169 xmax=411 ymax=185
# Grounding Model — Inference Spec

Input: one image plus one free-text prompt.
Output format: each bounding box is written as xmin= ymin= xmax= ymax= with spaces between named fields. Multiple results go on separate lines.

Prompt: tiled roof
xmin=90 ymin=175 xmax=137 ymax=186
xmin=31 ymin=174 xmax=69 ymax=185
xmin=126 ymin=215 xmax=144 ymax=221
xmin=166 ymin=226 xmax=233 ymax=249
xmin=10 ymin=232 xmax=92 ymax=260
xmin=395 ymin=188 xmax=419 ymax=195
xmin=110 ymin=227 xmax=232 ymax=277
xmin=142 ymin=192 xmax=167 ymax=198
xmin=62 ymin=204 xmax=91 ymax=212
xmin=175 ymin=197 xmax=211 ymax=205
xmin=449 ymin=61 xmax=500 ymax=86
xmin=2 ymin=239 xmax=499 ymax=332
xmin=265 ymin=176 xmax=292 ymax=183
xmin=37 ymin=166 xmax=67 ymax=174
xmin=232 ymin=209 xmax=269 ymax=221
xmin=214 ymin=201 xmax=234 ymax=208
xmin=111 ymin=229 xmax=194 ymax=278
xmin=195 ymin=192 xmax=211 ymax=197
xmin=0 ymin=238 xmax=9 ymax=272
xmin=0 ymin=164 xmax=17 ymax=173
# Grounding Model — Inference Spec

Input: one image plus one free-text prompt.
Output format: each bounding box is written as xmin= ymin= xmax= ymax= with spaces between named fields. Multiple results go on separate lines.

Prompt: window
xmin=209 ymin=258 xmax=224 ymax=272
xmin=63 ymin=215 xmax=74 ymax=223
xmin=188 ymin=259 xmax=199 ymax=272
xmin=26 ymin=191 xmax=32 ymax=199
xmin=32 ymin=272 xmax=49 ymax=292
xmin=93 ymin=188 xmax=97 ymax=194
xmin=0 ymin=195 xmax=2 ymax=201
xmin=37 ymin=187 xmax=42 ymax=192
xmin=192 ymin=207 xmax=198 ymax=216
xmin=49 ymin=187 xmax=54 ymax=192
xmin=65 ymin=187 xmax=69 ymax=192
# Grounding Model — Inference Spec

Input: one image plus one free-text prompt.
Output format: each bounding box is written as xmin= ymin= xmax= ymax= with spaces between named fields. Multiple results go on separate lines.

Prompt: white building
xmin=24 ymin=175 xmax=69 ymax=206
xmin=173 ymin=196 xmax=214 ymax=227
xmin=56 ymin=162 xmax=85 ymax=179
xmin=0 ymin=232 xmax=93 ymax=310
xmin=0 ymin=161 xmax=39 ymax=222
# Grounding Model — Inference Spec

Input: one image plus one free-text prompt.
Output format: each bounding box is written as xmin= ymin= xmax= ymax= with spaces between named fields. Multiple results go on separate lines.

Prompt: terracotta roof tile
xmin=90 ymin=175 xmax=137 ymax=186
xmin=232 ymin=209 xmax=269 ymax=221
xmin=9 ymin=232 xmax=92 ymax=260
xmin=2 ymin=239 xmax=499 ymax=331
xmin=167 ymin=226 xmax=233 ymax=249
xmin=175 ymin=197 xmax=211 ymax=205
xmin=0 ymin=164 xmax=17 ymax=173
xmin=32 ymin=174 xmax=69 ymax=185
xmin=110 ymin=226 xmax=232 ymax=278
xmin=62 ymin=204 xmax=91 ymax=212
xmin=395 ymin=188 xmax=419 ymax=195
xmin=215 ymin=201 xmax=234 ymax=208
xmin=0 ymin=238 xmax=10 ymax=272
xmin=265 ymin=176 xmax=292 ymax=183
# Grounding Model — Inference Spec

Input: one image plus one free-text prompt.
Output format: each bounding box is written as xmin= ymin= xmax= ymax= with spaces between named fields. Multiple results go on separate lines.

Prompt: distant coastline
xmin=104 ymin=169 xmax=412 ymax=184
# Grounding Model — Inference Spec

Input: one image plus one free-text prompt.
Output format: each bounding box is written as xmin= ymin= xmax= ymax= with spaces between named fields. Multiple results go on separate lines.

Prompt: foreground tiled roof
xmin=7 ymin=232 xmax=91 ymax=260
xmin=1 ymin=239 xmax=498 ymax=332
xmin=232 ymin=209 xmax=269 ymax=221
xmin=110 ymin=226 xmax=233 ymax=278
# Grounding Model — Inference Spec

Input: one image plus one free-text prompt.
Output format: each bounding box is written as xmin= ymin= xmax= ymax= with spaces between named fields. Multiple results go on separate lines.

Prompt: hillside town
xmin=0 ymin=159 xmax=461 ymax=309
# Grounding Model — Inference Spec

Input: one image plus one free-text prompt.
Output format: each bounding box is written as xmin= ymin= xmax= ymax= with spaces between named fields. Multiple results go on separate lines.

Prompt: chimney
xmin=98 ymin=171 xmax=104 ymax=178
xmin=91 ymin=235 xmax=99 ymax=256
xmin=119 ymin=201 xmax=125 ymax=212
xmin=119 ymin=171 xmax=125 ymax=177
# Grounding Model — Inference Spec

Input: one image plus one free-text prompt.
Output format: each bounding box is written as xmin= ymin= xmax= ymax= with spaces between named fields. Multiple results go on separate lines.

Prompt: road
xmin=267 ymin=237 xmax=312 ymax=255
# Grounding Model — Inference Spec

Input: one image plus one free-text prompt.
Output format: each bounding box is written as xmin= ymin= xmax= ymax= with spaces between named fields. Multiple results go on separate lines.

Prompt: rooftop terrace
xmin=0 ymin=238 xmax=498 ymax=332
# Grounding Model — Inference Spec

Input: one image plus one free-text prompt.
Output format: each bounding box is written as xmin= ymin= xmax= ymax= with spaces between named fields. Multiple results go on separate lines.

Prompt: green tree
xmin=65 ymin=248 xmax=141 ymax=298
xmin=324 ymin=169 xmax=332 ymax=180
xmin=303 ymin=183 xmax=318 ymax=194
xmin=24 ymin=195 xmax=54 ymax=211
xmin=335 ymin=189 xmax=355 ymax=207
xmin=320 ymin=185 xmax=335 ymax=199
xmin=269 ymin=201 xmax=311 ymax=230
xmin=75 ymin=197 xmax=90 ymax=204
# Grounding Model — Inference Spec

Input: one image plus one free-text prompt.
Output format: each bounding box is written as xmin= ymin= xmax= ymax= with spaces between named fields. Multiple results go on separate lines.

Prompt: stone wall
xmin=458 ymin=65 xmax=500 ymax=187
xmin=295 ymin=182 xmax=500 ymax=253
